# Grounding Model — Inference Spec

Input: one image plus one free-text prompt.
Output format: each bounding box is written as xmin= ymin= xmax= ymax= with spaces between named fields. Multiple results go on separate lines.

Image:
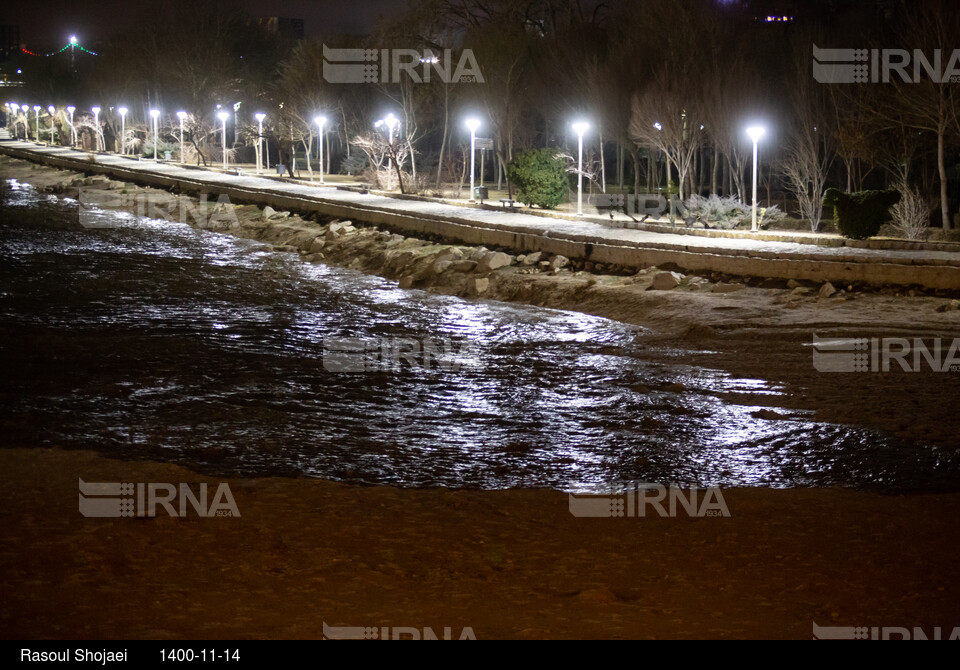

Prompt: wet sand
xmin=1 ymin=448 xmax=958 ymax=640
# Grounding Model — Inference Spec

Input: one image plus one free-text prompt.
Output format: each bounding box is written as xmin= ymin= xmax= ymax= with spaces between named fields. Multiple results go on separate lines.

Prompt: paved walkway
xmin=3 ymin=141 xmax=960 ymax=289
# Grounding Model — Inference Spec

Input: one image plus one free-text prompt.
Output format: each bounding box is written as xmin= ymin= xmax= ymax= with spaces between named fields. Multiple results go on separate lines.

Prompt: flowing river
xmin=1 ymin=178 xmax=957 ymax=492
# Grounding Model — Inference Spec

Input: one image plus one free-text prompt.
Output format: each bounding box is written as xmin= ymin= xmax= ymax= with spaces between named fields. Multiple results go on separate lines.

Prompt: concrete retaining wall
xmin=3 ymin=143 xmax=960 ymax=290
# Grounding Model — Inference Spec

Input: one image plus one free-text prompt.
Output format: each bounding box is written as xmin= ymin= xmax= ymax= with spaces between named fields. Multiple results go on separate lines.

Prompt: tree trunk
xmin=436 ymin=85 xmax=449 ymax=190
xmin=618 ymin=142 xmax=624 ymax=191
xmin=939 ymin=128 xmax=951 ymax=229
xmin=599 ymin=126 xmax=606 ymax=193
xmin=711 ymin=144 xmax=719 ymax=196
xmin=646 ymin=150 xmax=653 ymax=193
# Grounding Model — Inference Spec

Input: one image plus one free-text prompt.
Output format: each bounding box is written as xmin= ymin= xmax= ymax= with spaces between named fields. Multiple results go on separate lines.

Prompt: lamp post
xmin=21 ymin=105 xmax=28 ymax=140
xmin=66 ymin=106 xmax=75 ymax=145
xmin=232 ymin=101 xmax=241 ymax=146
xmin=572 ymin=121 xmax=589 ymax=217
xmin=384 ymin=114 xmax=399 ymax=190
xmin=149 ymin=109 xmax=159 ymax=160
xmin=176 ymin=111 xmax=187 ymax=163
xmin=375 ymin=114 xmax=400 ymax=190
xmin=118 ymin=107 xmax=127 ymax=154
xmin=47 ymin=105 xmax=56 ymax=145
xmin=465 ymin=118 xmax=480 ymax=202
xmin=314 ymin=116 xmax=327 ymax=184
xmin=746 ymin=125 xmax=766 ymax=232
xmin=255 ymin=113 xmax=265 ymax=174
xmin=217 ymin=110 xmax=229 ymax=170
xmin=33 ymin=106 xmax=40 ymax=143
xmin=91 ymin=106 xmax=100 ymax=151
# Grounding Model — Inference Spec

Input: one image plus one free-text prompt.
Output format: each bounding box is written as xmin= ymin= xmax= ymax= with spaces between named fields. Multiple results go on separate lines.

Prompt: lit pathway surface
xmin=4 ymin=141 xmax=960 ymax=288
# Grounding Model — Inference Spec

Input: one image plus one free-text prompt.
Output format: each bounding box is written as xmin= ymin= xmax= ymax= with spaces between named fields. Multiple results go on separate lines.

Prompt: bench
xmin=499 ymin=198 xmax=516 ymax=212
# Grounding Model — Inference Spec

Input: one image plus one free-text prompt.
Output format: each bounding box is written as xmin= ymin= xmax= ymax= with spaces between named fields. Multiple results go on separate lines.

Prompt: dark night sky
xmin=5 ymin=0 xmax=403 ymax=49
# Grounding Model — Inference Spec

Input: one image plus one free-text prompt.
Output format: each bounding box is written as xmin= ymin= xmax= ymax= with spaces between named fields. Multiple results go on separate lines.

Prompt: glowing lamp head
xmin=91 ymin=106 xmax=100 ymax=115
xmin=47 ymin=105 xmax=55 ymax=114
xmin=9 ymin=102 xmax=16 ymax=110
xmin=22 ymin=104 xmax=29 ymax=112
xmin=374 ymin=120 xmax=383 ymax=129
xmin=66 ymin=105 xmax=75 ymax=114
xmin=572 ymin=121 xmax=589 ymax=137
xmin=149 ymin=109 xmax=160 ymax=119
xmin=384 ymin=113 xmax=398 ymax=130
xmin=69 ymin=36 xmax=77 ymax=45
xmin=217 ymin=111 xmax=229 ymax=122
xmin=314 ymin=115 xmax=327 ymax=128
xmin=176 ymin=111 xmax=187 ymax=120
xmin=465 ymin=118 xmax=481 ymax=132
xmin=653 ymin=122 xmax=662 ymax=131
xmin=255 ymin=113 xmax=266 ymax=123
xmin=118 ymin=107 xmax=128 ymax=117
xmin=746 ymin=126 xmax=766 ymax=144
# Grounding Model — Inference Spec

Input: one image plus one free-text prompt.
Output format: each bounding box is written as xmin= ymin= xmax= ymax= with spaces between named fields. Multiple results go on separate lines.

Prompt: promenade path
xmin=3 ymin=140 xmax=960 ymax=289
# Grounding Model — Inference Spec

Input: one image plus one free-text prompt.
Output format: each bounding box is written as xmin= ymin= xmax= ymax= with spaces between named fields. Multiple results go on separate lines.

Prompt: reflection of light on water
xmin=1 ymin=179 xmax=957 ymax=493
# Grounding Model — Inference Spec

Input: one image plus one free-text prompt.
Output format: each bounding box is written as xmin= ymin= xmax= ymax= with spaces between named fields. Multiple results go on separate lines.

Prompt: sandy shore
xmin=2 ymin=157 xmax=960 ymax=639
xmin=2 ymin=448 xmax=959 ymax=640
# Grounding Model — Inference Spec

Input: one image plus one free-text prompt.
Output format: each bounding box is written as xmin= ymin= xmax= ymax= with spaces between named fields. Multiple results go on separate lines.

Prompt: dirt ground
xmin=1 ymin=448 xmax=958 ymax=640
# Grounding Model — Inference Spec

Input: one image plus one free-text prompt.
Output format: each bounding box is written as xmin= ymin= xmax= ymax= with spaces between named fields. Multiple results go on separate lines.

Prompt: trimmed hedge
xmin=823 ymin=188 xmax=901 ymax=240
xmin=507 ymin=148 xmax=567 ymax=209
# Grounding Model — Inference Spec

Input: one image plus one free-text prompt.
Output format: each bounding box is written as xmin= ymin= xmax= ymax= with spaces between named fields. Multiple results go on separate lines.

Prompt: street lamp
xmin=376 ymin=113 xmax=400 ymax=190
xmin=149 ymin=109 xmax=160 ymax=160
xmin=746 ymin=125 xmax=766 ymax=232
xmin=91 ymin=106 xmax=101 ymax=151
xmin=66 ymin=106 xmax=75 ymax=145
xmin=176 ymin=111 xmax=187 ymax=163
xmin=217 ymin=110 xmax=229 ymax=170
xmin=118 ymin=107 xmax=127 ymax=154
xmin=465 ymin=118 xmax=480 ymax=202
xmin=47 ymin=105 xmax=56 ymax=145
xmin=254 ymin=113 xmax=266 ymax=174
xmin=572 ymin=121 xmax=589 ymax=217
xmin=314 ymin=116 xmax=327 ymax=184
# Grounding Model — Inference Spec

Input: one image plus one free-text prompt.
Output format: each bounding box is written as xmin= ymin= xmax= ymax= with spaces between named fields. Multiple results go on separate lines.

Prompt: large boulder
xmin=466 ymin=277 xmax=490 ymax=296
xmin=522 ymin=251 xmax=542 ymax=265
xmin=649 ymin=271 xmax=684 ymax=291
xmin=449 ymin=260 xmax=478 ymax=273
xmin=326 ymin=221 xmax=357 ymax=240
xmin=435 ymin=247 xmax=465 ymax=262
xmin=476 ymin=251 xmax=512 ymax=273
xmin=431 ymin=259 xmax=453 ymax=275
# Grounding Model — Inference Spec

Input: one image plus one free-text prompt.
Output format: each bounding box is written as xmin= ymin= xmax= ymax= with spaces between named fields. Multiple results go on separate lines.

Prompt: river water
xmin=1 ymin=178 xmax=956 ymax=492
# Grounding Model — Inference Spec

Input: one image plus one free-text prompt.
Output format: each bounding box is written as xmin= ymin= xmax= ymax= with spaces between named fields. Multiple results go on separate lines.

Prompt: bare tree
xmin=872 ymin=0 xmax=960 ymax=229
xmin=629 ymin=78 xmax=705 ymax=202
xmin=890 ymin=176 xmax=932 ymax=240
